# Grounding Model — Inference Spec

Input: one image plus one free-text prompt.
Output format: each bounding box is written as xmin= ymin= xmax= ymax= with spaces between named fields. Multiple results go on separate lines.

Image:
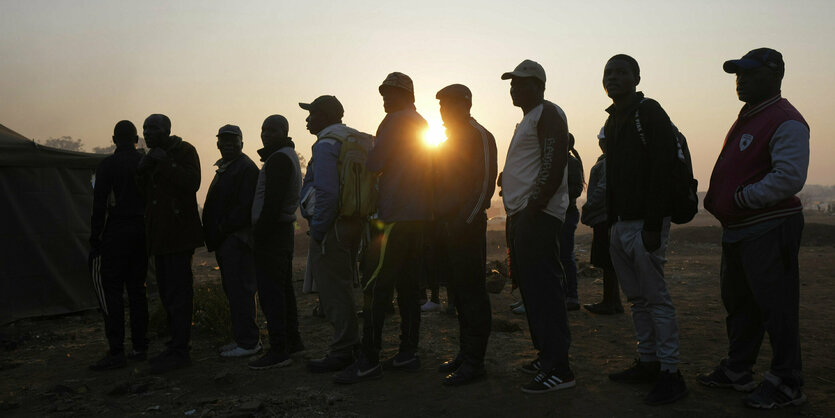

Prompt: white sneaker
xmin=221 ymin=343 xmax=263 ymax=358
xmin=218 ymin=341 xmax=237 ymax=353
xmin=420 ymin=300 xmax=442 ymax=312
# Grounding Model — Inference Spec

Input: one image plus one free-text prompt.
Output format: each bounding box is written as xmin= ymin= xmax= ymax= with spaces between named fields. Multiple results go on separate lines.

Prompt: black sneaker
xmin=644 ymin=370 xmax=688 ymax=405
xmin=248 ymin=350 xmax=292 ymax=370
xmin=384 ymin=352 xmax=420 ymax=371
xmin=519 ymin=358 xmax=541 ymax=374
xmin=443 ymin=362 xmax=486 ymax=386
xmin=88 ymin=351 xmax=127 ymax=371
xmin=744 ymin=379 xmax=806 ymax=409
xmin=438 ymin=354 xmax=463 ymax=374
xmin=333 ymin=356 xmax=382 ymax=384
xmin=149 ymin=350 xmax=190 ymax=374
xmin=583 ymin=302 xmax=624 ymax=315
xmin=697 ymin=364 xmax=756 ymax=392
xmin=521 ymin=368 xmax=576 ymax=393
xmin=307 ymin=355 xmax=353 ymax=373
xmin=609 ymin=359 xmax=660 ymax=384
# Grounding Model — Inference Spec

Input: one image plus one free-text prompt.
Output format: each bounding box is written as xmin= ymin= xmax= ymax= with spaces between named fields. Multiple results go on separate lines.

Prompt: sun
xmin=423 ymin=119 xmax=447 ymax=148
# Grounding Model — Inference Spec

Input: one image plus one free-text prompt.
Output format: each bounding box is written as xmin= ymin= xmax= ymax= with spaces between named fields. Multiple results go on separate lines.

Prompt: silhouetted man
xmin=136 ymin=114 xmax=204 ymax=374
xmin=248 ymin=114 xmax=304 ymax=370
xmin=299 ymin=95 xmax=365 ymax=373
xmin=88 ymin=120 xmax=149 ymax=371
xmin=500 ymin=59 xmax=574 ymax=394
xmin=601 ymin=54 xmax=687 ymax=405
xmin=334 ymin=72 xmax=431 ymax=384
xmin=433 ymin=84 xmax=497 ymax=386
xmin=202 ymin=124 xmax=261 ymax=358
xmin=701 ymin=48 xmax=809 ymax=409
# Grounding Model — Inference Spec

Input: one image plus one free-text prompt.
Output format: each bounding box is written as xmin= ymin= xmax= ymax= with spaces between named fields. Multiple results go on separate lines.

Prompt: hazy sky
xmin=2 ymin=0 xmax=833 ymax=204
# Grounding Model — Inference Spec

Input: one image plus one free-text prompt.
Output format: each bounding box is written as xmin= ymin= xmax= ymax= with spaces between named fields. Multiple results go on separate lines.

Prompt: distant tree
xmin=93 ymin=144 xmax=117 ymax=154
xmin=42 ymin=136 xmax=84 ymax=152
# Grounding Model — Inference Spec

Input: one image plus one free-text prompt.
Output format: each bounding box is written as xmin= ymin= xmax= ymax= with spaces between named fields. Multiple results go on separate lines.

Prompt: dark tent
xmin=0 ymin=124 xmax=106 ymax=324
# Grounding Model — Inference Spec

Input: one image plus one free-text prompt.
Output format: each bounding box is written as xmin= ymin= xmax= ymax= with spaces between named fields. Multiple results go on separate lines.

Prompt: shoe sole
xmin=745 ymin=393 xmax=807 ymax=409
xmin=697 ymin=377 xmax=757 ymax=392
xmin=520 ymin=380 xmax=576 ymax=394
xmin=248 ymin=358 xmax=293 ymax=370
xmin=220 ymin=347 xmax=263 ymax=358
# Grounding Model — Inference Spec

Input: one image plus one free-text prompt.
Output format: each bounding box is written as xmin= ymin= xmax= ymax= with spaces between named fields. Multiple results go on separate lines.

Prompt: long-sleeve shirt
xmin=90 ymin=145 xmax=145 ymax=244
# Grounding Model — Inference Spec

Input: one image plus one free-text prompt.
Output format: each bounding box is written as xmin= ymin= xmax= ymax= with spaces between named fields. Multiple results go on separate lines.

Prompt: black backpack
xmin=634 ymin=100 xmax=699 ymax=224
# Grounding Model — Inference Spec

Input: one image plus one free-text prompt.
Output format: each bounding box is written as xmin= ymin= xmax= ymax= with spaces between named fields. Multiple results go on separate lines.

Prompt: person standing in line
xmin=582 ymin=127 xmax=623 ymax=315
xmin=202 ymin=124 xmax=261 ymax=358
xmin=248 ymin=114 xmax=305 ymax=370
xmin=334 ymin=72 xmax=432 ymax=384
xmin=88 ymin=120 xmax=149 ymax=371
xmin=561 ymin=133 xmax=584 ymax=311
xmin=136 ymin=114 xmax=204 ymax=374
xmin=298 ymin=95 xmax=364 ymax=373
xmin=601 ymin=54 xmax=687 ymax=405
xmin=500 ymin=59 xmax=575 ymax=394
xmin=433 ymin=84 xmax=498 ymax=386
xmin=700 ymin=48 xmax=809 ymax=410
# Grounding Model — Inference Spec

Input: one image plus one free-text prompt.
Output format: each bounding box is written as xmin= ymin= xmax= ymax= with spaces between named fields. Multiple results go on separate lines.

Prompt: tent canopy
xmin=1 ymin=123 xmax=107 ymax=324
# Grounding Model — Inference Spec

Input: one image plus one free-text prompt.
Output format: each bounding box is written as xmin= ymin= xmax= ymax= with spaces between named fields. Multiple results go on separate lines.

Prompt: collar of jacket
xmin=214 ymin=154 xmax=242 ymax=172
xmin=739 ymin=94 xmax=782 ymax=119
xmin=257 ymin=139 xmax=295 ymax=162
xmin=605 ymin=91 xmax=645 ymax=116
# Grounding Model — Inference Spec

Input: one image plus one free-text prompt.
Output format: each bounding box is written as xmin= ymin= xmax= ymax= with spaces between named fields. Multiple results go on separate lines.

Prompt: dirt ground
xmin=2 ymin=213 xmax=835 ymax=417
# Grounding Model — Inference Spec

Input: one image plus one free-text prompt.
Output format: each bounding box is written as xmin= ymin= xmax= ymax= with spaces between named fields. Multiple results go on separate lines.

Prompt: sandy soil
xmin=2 ymin=213 xmax=834 ymax=417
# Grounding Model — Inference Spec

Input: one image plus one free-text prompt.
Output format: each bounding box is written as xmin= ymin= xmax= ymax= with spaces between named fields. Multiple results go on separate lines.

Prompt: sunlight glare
xmin=423 ymin=119 xmax=447 ymax=148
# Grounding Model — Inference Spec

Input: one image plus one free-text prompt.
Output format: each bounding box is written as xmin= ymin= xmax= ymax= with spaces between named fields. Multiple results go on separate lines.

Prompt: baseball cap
xmin=501 ymin=59 xmax=546 ymax=84
xmin=299 ymin=95 xmax=344 ymax=120
xmin=723 ymin=48 xmax=784 ymax=77
xmin=379 ymin=72 xmax=415 ymax=95
xmin=435 ymin=84 xmax=472 ymax=104
xmin=217 ymin=124 xmax=242 ymax=137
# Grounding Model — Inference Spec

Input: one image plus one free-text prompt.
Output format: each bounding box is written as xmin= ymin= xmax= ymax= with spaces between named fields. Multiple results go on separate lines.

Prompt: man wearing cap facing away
xmin=433 ymin=84 xmax=497 ymax=386
xmin=202 ymin=124 xmax=261 ymax=358
xmin=701 ymin=48 xmax=809 ymax=409
xmin=136 ymin=114 xmax=204 ymax=374
xmin=88 ymin=120 xmax=149 ymax=371
xmin=601 ymin=54 xmax=687 ymax=405
xmin=248 ymin=115 xmax=305 ymax=370
xmin=334 ymin=72 xmax=431 ymax=384
xmin=500 ymin=59 xmax=575 ymax=394
xmin=298 ymin=95 xmax=365 ymax=373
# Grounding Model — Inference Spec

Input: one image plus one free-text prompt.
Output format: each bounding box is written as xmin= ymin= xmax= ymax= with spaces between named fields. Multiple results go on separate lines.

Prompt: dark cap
xmin=299 ymin=95 xmax=344 ymax=120
xmin=217 ymin=124 xmax=242 ymax=137
xmin=379 ymin=72 xmax=415 ymax=95
xmin=435 ymin=84 xmax=472 ymax=104
xmin=723 ymin=48 xmax=784 ymax=77
xmin=501 ymin=59 xmax=546 ymax=84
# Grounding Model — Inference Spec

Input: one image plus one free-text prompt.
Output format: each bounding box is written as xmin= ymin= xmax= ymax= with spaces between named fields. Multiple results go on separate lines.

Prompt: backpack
xmin=320 ymin=130 xmax=378 ymax=218
xmin=634 ymin=100 xmax=699 ymax=224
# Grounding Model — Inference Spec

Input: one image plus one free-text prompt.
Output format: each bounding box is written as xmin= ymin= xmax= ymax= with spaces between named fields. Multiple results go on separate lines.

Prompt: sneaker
xmin=512 ymin=304 xmax=526 ymax=315
xmin=307 ymin=355 xmax=354 ymax=373
xmin=443 ymin=362 xmax=486 ymax=386
xmin=333 ymin=356 xmax=383 ymax=384
xmin=385 ymin=352 xmax=421 ymax=371
xmin=149 ymin=350 xmax=190 ymax=374
xmin=420 ymin=300 xmax=442 ymax=312
xmin=519 ymin=358 xmax=541 ymax=374
xmin=609 ymin=359 xmax=660 ymax=384
xmin=521 ymin=368 xmax=576 ymax=393
xmin=744 ymin=379 xmax=806 ymax=409
xmin=438 ymin=354 xmax=463 ymax=374
xmin=697 ymin=364 xmax=756 ymax=392
xmin=248 ymin=350 xmax=292 ymax=370
xmin=644 ymin=370 xmax=688 ymax=405
xmin=510 ymin=300 xmax=524 ymax=310
xmin=221 ymin=343 xmax=262 ymax=358
xmin=583 ymin=302 xmax=624 ymax=315
xmin=218 ymin=341 xmax=237 ymax=353
xmin=88 ymin=351 xmax=127 ymax=371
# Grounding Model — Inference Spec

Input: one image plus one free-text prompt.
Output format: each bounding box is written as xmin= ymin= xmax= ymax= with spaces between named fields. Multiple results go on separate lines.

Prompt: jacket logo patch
xmin=739 ymin=134 xmax=753 ymax=151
